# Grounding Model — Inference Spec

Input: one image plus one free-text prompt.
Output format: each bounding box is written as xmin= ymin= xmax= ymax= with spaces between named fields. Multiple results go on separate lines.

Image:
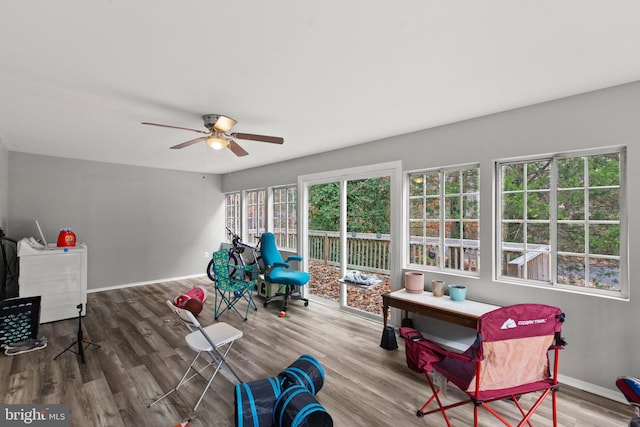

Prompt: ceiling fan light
xmin=213 ymin=115 xmax=237 ymax=132
xmin=205 ymin=135 xmax=229 ymax=150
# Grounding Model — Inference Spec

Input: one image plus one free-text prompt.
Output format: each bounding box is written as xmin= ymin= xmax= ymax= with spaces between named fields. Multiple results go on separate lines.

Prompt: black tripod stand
xmin=54 ymin=303 xmax=99 ymax=364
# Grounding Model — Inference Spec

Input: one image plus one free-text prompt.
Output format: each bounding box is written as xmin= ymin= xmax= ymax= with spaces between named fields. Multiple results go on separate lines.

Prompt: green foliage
xmin=308 ymin=182 xmax=340 ymax=231
xmin=308 ymin=177 xmax=391 ymax=234
xmin=347 ymin=177 xmax=391 ymax=233
xmin=589 ymin=153 xmax=620 ymax=186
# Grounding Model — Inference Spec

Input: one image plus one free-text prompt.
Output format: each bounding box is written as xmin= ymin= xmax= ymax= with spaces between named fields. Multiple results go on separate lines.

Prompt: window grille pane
xmin=444 ymin=170 xmax=461 ymax=194
xmin=558 ymin=189 xmax=584 ymax=220
xmin=589 ymin=224 xmax=620 ymax=256
xmin=445 ymin=221 xmax=461 ymax=239
xmin=589 ymin=153 xmax=620 ymax=186
xmin=589 ymin=189 xmax=619 ymax=220
xmin=558 ymin=157 xmax=585 ymax=188
xmin=502 ymin=223 xmax=524 ymax=244
xmin=527 ymin=192 xmax=550 ymax=220
xmin=424 ymin=172 xmax=440 ymax=195
xmin=424 ymin=198 xmax=439 ymax=218
xmin=502 ymin=193 xmax=524 ymax=219
xmin=557 ymin=255 xmax=585 ymax=285
xmin=589 ymin=258 xmax=620 ymax=290
xmin=557 ymin=224 xmax=584 ymax=253
xmin=502 ymin=164 xmax=524 ymax=191
xmin=502 ymin=250 xmax=524 ymax=277
xmin=409 ymin=221 xmax=424 ymax=240
xmin=425 ymin=221 xmax=439 ymax=238
xmin=409 ymin=175 xmax=424 ymax=196
xmin=527 ymin=223 xmax=549 ymax=245
xmin=463 ymin=169 xmax=479 ymax=193
xmin=463 ymin=195 xmax=479 ymax=218
xmin=527 ymin=160 xmax=551 ymax=190
xmin=409 ymin=199 xmax=424 ymax=220
xmin=463 ymin=221 xmax=479 ymax=240
xmin=444 ymin=196 xmax=461 ymax=220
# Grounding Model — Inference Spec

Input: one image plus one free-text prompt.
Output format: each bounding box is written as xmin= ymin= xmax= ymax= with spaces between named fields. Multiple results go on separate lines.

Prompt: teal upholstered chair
xmin=259 ymin=232 xmax=310 ymax=314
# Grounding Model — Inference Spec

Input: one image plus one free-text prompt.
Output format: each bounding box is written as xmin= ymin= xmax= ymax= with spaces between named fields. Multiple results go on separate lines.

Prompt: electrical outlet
xmin=204 ymin=251 xmax=210 ymax=258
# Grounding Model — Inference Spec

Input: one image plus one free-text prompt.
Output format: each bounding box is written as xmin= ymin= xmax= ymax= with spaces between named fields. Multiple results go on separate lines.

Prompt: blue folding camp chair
xmin=211 ymin=248 xmax=257 ymax=320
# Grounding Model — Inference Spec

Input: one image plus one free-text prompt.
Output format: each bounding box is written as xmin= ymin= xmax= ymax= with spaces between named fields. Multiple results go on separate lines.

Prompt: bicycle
xmin=207 ymin=228 xmax=263 ymax=283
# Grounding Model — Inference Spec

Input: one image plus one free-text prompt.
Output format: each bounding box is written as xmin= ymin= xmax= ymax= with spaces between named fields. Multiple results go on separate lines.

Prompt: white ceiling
xmin=1 ymin=1 xmax=639 ymax=174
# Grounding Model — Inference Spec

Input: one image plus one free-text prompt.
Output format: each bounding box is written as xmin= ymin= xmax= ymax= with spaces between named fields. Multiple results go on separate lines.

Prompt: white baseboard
xmin=87 ymin=273 xmax=206 ymax=294
xmin=558 ymin=374 xmax=627 ymax=404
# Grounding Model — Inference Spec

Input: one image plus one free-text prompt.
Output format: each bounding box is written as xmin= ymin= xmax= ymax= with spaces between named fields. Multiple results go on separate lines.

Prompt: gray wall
xmin=8 ymin=153 xmax=225 ymax=289
xmin=223 ymin=81 xmax=640 ymax=396
xmin=0 ymin=138 xmax=8 ymax=232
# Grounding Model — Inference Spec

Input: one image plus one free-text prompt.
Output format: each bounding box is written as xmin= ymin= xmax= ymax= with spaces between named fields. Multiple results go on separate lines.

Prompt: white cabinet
xmin=17 ymin=239 xmax=87 ymax=323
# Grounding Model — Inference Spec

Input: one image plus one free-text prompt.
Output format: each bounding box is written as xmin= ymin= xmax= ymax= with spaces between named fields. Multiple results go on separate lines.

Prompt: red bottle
xmin=57 ymin=228 xmax=77 ymax=247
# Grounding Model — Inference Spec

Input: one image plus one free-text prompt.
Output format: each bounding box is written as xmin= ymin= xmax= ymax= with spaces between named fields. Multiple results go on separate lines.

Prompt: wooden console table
xmin=382 ymin=289 xmax=499 ymax=329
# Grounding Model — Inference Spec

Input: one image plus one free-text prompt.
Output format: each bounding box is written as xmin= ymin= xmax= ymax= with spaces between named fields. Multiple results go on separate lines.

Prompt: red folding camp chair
xmin=401 ymin=304 xmax=566 ymax=427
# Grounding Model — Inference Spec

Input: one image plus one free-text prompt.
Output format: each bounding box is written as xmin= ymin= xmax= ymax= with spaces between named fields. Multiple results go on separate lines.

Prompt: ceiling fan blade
xmin=230 ymin=132 xmax=284 ymax=144
xmin=228 ymin=140 xmax=249 ymax=157
xmin=170 ymin=137 xmax=205 ymax=149
xmin=142 ymin=122 xmax=208 ymax=134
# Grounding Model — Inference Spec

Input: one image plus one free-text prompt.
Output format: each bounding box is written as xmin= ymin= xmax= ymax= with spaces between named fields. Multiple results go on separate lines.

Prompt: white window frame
xmin=224 ymin=192 xmax=241 ymax=241
xmin=272 ymin=185 xmax=298 ymax=250
xmin=495 ymin=146 xmax=628 ymax=299
xmin=406 ymin=163 xmax=480 ymax=276
xmin=243 ymin=188 xmax=266 ymax=245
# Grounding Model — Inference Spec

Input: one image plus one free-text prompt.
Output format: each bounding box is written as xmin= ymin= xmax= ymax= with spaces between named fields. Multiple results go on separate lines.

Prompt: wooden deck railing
xmin=305 ymin=231 xmax=550 ymax=278
xmin=308 ymin=231 xmax=390 ymax=274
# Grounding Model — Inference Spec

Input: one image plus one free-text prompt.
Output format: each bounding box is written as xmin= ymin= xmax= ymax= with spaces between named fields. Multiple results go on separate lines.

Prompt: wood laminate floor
xmin=0 ymin=277 xmax=633 ymax=426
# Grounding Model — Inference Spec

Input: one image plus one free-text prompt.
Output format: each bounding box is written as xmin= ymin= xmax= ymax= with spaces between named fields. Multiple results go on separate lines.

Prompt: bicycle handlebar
xmin=226 ymin=227 xmax=261 ymax=251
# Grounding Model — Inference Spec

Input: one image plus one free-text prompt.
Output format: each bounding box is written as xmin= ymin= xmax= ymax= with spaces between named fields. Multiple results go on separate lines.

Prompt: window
xmin=497 ymin=147 xmax=626 ymax=297
xmin=245 ymin=189 xmax=265 ymax=245
xmin=273 ymin=185 xmax=297 ymax=250
xmin=408 ymin=165 xmax=480 ymax=274
xmin=225 ymin=192 xmax=241 ymax=238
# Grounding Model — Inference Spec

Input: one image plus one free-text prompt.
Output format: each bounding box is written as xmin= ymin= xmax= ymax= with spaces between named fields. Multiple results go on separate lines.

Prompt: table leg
xmin=383 ymin=303 xmax=389 ymax=328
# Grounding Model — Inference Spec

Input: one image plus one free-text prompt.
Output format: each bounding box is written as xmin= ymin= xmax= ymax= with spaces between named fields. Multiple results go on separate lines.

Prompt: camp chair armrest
xmin=441 ymin=349 xmax=478 ymax=363
xmin=285 ymin=255 xmax=303 ymax=263
xmin=272 ymin=261 xmax=290 ymax=268
xmin=235 ymin=264 xmax=257 ymax=272
xmin=429 ymin=341 xmax=482 ymax=362
xmin=231 ymin=280 xmax=254 ymax=289
xmin=422 ymin=339 xmax=479 ymax=363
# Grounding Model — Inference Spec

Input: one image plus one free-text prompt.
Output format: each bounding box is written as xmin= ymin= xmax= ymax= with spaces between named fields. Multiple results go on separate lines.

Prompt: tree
xmin=308 ymin=177 xmax=391 ymax=234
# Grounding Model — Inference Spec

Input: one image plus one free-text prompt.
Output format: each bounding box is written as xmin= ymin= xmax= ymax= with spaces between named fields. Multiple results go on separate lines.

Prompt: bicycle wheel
xmin=255 ymin=255 xmax=264 ymax=275
xmin=206 ymin=258 xmax=216 ymax=282
xmin=228 ymin=252 xmax=242 ymax=278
